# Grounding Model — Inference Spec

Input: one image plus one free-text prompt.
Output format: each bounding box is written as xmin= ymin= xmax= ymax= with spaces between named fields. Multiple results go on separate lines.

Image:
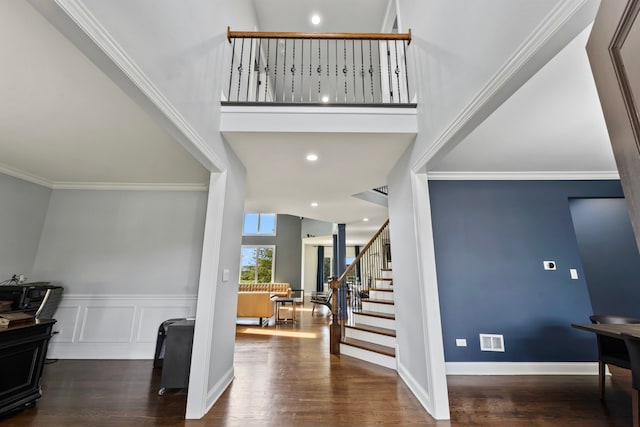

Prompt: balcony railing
xmin=224 ymin=28 xmax=414 ymax=106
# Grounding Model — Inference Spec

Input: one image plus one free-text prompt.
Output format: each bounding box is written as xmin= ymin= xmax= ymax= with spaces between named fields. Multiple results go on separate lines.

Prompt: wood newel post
xmin=329 ymin=276 xmax=341 ymax=355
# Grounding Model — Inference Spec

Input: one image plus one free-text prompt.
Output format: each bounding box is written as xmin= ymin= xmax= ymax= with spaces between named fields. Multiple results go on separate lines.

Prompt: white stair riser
xmin=340 ymin=344 xmax=396 ymax=370
xmin=388 ymin=262 xmax=392 ymax=270
xmin=345 ymin=328 xmax=396 ymax=348
xmin=381 ymin=270 xmax=393 ymax=279
xmin=375 ymin=280 xmax=393 ymax=289
xmin=362 ymin=301 xmax=394 ymax=315
xmin=353 ymin=313 xmax=395 ymax=329
xmin=369 ymin=290 xmax=394 ymax=301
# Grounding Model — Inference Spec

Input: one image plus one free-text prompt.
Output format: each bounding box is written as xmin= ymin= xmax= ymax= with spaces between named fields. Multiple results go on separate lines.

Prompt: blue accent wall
xmin=428 ymin=180 xmax=624 ymax=362
xmin=569 ymin=198 xmax=640 ymax=318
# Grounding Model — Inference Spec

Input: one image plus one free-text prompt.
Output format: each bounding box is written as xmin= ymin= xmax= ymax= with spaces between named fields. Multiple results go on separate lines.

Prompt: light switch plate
xmin=456 ymin=338 xmax=467 ymax=347
xmin=570 ymin=269 xmax=578 ymax=280
xmin=222 ymin=269 xmax=230 ymax=281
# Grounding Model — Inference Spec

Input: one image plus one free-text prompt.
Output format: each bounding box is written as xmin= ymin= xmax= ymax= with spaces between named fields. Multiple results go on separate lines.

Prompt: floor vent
xmin=480 ymin=334 xmax=505 ymax=352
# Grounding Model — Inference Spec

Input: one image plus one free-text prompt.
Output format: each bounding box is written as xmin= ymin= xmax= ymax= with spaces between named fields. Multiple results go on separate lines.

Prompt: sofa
xmin=236 ymin=283 xmax=291 ymax=325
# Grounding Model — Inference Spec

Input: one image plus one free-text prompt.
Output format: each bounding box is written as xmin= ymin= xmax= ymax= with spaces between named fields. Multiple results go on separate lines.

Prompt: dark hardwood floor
xmin=2 ymin=303 xmax=633 ymax=426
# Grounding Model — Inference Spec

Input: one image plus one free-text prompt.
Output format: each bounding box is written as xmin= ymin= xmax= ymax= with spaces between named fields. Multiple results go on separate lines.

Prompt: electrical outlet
xmin=570 ymin=269 xmax=578 ymax=280
xmin=543 ymin=261 xmax=556 ymax=270
xmin=456 ymin=338 xmax=467 ymax=347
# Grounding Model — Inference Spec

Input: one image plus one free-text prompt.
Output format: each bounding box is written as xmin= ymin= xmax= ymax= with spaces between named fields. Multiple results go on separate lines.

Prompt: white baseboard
xmin=200 ymin=367 xmax=234 ymax=419
xmin=397 ymin=360 xmax=434 ymax=417
xmin=445 ymin=362 xmax=600 ymax=375
xmin=48 ymin=293 xmax=197 ymax=359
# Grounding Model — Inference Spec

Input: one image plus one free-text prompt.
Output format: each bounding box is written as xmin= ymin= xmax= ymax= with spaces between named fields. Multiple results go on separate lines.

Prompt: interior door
xmin=587 ymin=0 xmax=640 ymax=252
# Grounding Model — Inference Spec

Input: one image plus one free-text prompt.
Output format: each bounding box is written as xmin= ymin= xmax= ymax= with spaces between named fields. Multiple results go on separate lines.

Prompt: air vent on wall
xmin=480 ymin=334 xmax=505 ymax=352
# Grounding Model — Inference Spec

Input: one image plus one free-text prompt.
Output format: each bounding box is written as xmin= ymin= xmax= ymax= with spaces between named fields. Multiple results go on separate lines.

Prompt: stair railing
xmin=329 ymin=219 xmax=390 ymax=354
xmin=225 ymin=28 xmax=413 ymax=105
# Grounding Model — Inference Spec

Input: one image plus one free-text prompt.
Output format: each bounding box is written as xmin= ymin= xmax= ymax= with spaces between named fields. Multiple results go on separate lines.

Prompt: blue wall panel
xmin=428 ymin=180 xmax=624 ymax=362
xmin=569 ymin=198 xmax=640 ymax=318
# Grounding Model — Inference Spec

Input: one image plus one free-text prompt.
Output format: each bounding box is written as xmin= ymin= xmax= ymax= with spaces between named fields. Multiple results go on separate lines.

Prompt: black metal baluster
xmin=335 ymin=39 xmax=338 ymax=102
xmin=403 ymin=40 xmax=410 ymax=104
xmin=228 ymin=38 xmax=236 ymax=101
xmin=378 ymin=40 xmax=384 ymax=103
xmin=309 ymin=39 xmax=313 ymax=102
xmin=255 ymin=39 xmax=261 ymax=102
xmin=236 ymin=38 xmax=245 ymax=102
xmin=360 ymin=40 xmax=365 ymax=103
xmin=386 ymin=40 xmax=393 ymax=103
xmin=394 ymin=40 xmax=401 ymax=104
xmin=300 ymin=39 xmax=304 ymax=103
xmin=317 ymin=40 xmax=321 ymax=100
xmin=369 ymin=40 xmax=374 ymax=103
xmin=246 ymin=38 xmax=252 ymax=102
xmin=326 ymin=39 xmax=330 ymax=101
xmin=273 ymin=39 xmax=278 ymax=102
xmin=282 ymin=39 xmax=287 ymax=102
xmin=291 ymin=39 xmax=296 ymax=102
xmin=264 ymin=39 xmax=270 ymax=101
xmin=343 ymin=40 xmax=348 ymax=103
xmin=352 ymin=39 xmax=356 ymax=103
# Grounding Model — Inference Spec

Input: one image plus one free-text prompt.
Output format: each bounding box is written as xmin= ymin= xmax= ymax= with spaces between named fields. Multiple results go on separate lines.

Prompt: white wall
xmin=303 ymin=243 xmax=318 ymax=292
xmin=384 ymin=0 xmax=600 ymax=420
xmin=39 ymin=0 xmax=257 ymax=418
xmin=32 ymin=189 xmax=207 ymax=294
xmin=388 ymin=144 xmax=449 ymax=419
xmin=29 ymin=188 xmax=206 ymax=359
xmin=0 ymin=173 xmax=51 ymax=280
xmin=397 ymin=0 xmax=598 ymax=169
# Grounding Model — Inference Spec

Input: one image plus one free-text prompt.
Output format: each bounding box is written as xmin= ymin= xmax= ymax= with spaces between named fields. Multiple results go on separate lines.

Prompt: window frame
xmin=242 ymin=213 xmax=277 ymax=236
xmin=239 ymin=245 xmax=276 ymax=284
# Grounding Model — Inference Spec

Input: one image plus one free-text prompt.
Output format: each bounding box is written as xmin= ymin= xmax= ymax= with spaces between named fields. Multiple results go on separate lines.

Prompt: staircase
xmin=340 ymin=265 xmax=397 ymax=370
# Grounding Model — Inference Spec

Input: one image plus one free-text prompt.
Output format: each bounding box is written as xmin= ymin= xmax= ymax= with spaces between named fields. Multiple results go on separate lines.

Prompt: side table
xmin=272 ymin=297 xmax=296 ymax=324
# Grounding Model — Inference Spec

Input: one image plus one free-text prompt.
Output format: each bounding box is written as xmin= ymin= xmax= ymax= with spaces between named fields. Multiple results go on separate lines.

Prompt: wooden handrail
xmin=329 ymin=219 xmax=390 ymax=355
xmin=335 ymin=219 xmax=390 ymax=285
xmin=227 ymin=27 xmax=411 ymax=45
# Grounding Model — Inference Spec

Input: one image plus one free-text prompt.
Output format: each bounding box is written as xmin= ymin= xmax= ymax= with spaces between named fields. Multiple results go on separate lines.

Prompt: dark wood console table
xmin=0 ymin=319 xmax=56 ymax=417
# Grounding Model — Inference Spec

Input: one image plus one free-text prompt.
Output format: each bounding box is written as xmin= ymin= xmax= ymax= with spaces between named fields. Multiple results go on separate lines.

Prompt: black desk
xmin=0 ymin=319 xmax=56 ymax=416
xmin=573 ymin=323 xmax=640 ymax=426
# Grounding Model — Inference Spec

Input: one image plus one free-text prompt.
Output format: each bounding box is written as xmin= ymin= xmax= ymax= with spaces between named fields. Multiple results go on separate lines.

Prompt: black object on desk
xmin=158 ymin=319 xmax=194 ymax=395
xmin=0 ymin=320 xmax=56 ymax=417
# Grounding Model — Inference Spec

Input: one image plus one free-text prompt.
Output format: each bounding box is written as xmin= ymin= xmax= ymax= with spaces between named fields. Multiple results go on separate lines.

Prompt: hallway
xmin=3 ymin=302 xmax=633 ymax=426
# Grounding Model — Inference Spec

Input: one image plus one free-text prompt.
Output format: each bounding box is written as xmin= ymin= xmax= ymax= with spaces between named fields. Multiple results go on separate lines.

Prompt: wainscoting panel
xmin=48 ymin=294 xmax=197 ymax=359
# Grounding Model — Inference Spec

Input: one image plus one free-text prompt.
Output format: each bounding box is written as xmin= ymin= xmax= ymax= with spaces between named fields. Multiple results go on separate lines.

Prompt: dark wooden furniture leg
xmin=599 ymin=361 xmax=606 ymax=400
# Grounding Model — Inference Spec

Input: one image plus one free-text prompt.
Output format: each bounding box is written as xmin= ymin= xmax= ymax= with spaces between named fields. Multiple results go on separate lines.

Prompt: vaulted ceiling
xmin=0 ymin=0 xmax=617 ymax=233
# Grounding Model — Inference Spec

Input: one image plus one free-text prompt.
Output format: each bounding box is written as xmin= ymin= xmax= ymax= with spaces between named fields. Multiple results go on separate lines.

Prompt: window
xmin=240 ymin=246 xmax=275 ymax=283
xmin=243 ymin=213 xmax=276 ymax=235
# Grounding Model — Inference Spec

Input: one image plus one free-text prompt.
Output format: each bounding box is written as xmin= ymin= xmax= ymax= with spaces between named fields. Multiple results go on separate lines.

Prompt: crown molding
xmin=427 ymin=170 xmax=620 ymax=181
xmin=54 ymin=0 xmax=226 ymax=172
xmin=0 ymin=165 xmax=207 ymax=191
xmin=51 ymin=182 xmax=208 ymax=191
xmin=411 ymin=0 xmax=599 ymax=171
xmin=0 ymin=163 xmax=54 ymax=188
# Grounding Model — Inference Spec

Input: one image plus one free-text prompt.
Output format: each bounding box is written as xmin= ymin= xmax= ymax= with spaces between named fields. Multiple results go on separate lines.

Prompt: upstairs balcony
xmin=221 ymin=28 xmax=417 ymax=134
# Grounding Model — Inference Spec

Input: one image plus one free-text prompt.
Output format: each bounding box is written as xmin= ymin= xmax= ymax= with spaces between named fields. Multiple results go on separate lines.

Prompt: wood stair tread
xmin=375 ymin=277 xmax=393 ymax=281
xmin=345 ymin=323 xmax=396 ymax=337
xmin=368 ymin=288 xmax=394 ymax=292
xmin=341 ymin=337 xmax=395 ymax=357
xmin=353 ymin=310 xmax=395 ymax=320
xmin=381 ymin=268 xmax=393 ymax=271
xmin=361 ymin=298 xmax=394 ymax=305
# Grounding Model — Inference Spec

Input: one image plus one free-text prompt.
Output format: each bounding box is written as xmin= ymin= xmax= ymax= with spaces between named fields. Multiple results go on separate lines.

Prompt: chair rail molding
xmin=48 ymin=293 xmax=197 ymax=359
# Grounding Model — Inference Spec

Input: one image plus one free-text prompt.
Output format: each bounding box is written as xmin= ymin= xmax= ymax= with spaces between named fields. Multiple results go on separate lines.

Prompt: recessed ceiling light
xmin=311 ymin=202 xmax=319 ymax=207
xmin=363 ymin=218 xmax=369 ymax=222
xmin=306 ymin=153 xmax=318 ymax=162
xmin=321 ymin=95 xmax=329 ymax=103
xmin=311 ymin=14 xmax=321 ymax=25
